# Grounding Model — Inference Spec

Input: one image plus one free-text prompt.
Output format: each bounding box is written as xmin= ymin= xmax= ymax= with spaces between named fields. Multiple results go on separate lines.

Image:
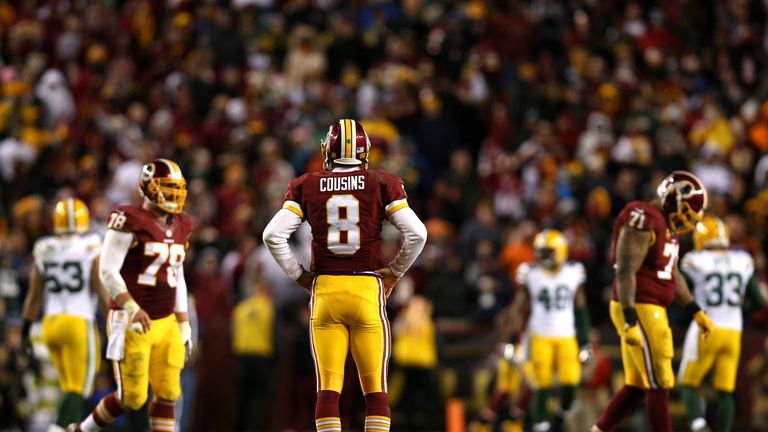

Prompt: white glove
xmin=179 ymin=321 xmax=193 ymax=362
xmin=579 ymin=344 xmax=594 ymax=364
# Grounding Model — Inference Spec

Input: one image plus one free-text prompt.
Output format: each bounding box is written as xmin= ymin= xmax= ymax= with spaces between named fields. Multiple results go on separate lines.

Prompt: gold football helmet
xmin=321 ymin=119 xmax=371 ymax=171
xmin=53 ymin=198 xmax=89 ymax=234
xmin=138 ymin=159 xmax=187 ymax=214
xmin=693 ymin=215 xmax=729 ymax=251
xmin=533 ymin=229 xmax=568 ymax=270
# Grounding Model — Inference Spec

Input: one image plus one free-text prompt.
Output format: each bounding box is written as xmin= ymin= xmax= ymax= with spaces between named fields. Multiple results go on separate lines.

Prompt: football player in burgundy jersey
xmin=592 ymin=171 xmax=714 ymax=432
xmin=263 ymin=119 xmax=427 ymax=432
xmin=69 ymin=159 xmax=193 ymax=432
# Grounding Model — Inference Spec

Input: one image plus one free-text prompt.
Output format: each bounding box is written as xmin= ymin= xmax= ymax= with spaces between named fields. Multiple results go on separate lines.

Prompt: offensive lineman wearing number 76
xmin=263 ymin=119 xmax=427 ymax=432
xmin=69 ymin=159 xmax=194 ymax=432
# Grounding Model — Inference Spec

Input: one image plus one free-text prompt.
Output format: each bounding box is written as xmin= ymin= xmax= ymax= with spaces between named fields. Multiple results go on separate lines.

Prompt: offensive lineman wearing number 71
xmin=68 ymin=159 xmax=194 ymax=432
xmin=592 ymin=171 xmax=715 ymax=432
xmin=263 ymin=119 xmax=427 ymax=432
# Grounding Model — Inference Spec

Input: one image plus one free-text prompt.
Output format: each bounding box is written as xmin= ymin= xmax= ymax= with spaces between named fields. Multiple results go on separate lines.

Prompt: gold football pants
xmin=108 ymin=311 xmax=184 ymax=410
xmin=610 ymin=300 xmax=675 ymax=389
xmin=41 ymin=314 xmax=100 ymax=395
xmin=310 ymin=275 xmax=390 ymax=394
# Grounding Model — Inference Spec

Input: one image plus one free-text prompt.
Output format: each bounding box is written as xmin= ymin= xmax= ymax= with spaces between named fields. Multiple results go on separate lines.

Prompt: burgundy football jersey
xmin=107 ymin=205 xmax=193 ymax=319
xmin=283 ymin=169 xmax=408 ymax=275
xmin=610 ymin=201 xmax=679 ymax=306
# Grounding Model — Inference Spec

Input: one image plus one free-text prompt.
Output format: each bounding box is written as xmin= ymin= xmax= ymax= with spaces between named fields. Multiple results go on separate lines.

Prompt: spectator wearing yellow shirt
xmin=231 ymin=279 xmax=275 ymax=431
xmin=392 ymin=296 xmax=440 ymax=430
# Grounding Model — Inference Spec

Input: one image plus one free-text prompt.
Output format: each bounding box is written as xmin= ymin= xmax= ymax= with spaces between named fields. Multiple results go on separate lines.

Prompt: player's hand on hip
xmin=130 ymin=309 xmax=152 ymax=333
xmin=693 ymin=310 xmax=714 ymax=339
xmin=296 ymin=270 xmax=315 ymax=293
xmin=623 ymin=323 xmax=644 ymax=348
xmin=376 ymin=267 xmax=400 ymax=298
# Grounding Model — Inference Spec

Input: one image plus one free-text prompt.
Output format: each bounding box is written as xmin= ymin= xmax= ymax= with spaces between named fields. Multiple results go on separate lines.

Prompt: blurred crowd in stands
xmin=3 ymin=0 xmax=768 ymax=430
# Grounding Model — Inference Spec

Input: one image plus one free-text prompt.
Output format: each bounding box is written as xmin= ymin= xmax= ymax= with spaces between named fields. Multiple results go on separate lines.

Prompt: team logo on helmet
xmin=656 ymin=170 xmax=708 ymax=234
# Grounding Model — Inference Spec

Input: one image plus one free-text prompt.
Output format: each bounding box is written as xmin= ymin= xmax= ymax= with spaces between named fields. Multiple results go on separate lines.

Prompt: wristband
xmin=623 ymin=307 xmax=638 ymax=326
xmin=291 ymin=265 xmax=306 ymax=281
xmin=685 ymin=301 xmax=702 ymax=317
xmin=123 ymin=299 xmax=141 ymax=320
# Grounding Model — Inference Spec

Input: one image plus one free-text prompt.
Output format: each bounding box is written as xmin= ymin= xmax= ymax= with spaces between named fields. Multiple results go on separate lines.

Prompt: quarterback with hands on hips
xmin=263 ymin=119 xmax=427 ymax=432
xmin=69 ymin=159 xmax=194 ymax=432
xmin=592 ymin=171 xmax=714 ymax=432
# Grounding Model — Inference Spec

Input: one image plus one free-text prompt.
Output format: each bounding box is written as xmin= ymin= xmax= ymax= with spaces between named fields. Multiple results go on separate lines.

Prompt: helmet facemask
xmin=149 ymin=177 xmax=187 ymax=214
xmin=668 ymin=201 xmax=704 ymax=234
xmin=535 ymin=247 xmax=559 ymax=270
xmin=533 ymin=229 xmax=568 ymax=270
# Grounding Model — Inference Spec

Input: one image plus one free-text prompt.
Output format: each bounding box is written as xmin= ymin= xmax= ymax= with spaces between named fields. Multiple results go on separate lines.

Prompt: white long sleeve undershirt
xmin=262 ymin=205 xmax=427 ymax=280
xmin=99 ymin=229 xmax=133 ymax=300
xmin=262 ymin=208 xmax=305 ymax=280
xmin=174 ymin=260 xmax=188 ymax=313
xmin=387 ymin=206 xmax=427 ymax=277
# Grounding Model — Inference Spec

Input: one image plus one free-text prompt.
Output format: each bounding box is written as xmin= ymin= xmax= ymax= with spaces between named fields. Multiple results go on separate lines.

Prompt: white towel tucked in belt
xmin=106 ymin=310 xmax=129 ymax=360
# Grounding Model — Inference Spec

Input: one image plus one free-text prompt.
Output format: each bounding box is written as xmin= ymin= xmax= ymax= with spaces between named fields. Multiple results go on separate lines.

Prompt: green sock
xmin=56 ymin=392 xmax=85 ymax=427
xmin=715 ymin=391 xmax=734 ymax=432
xmin=532 ymin=389 xmax=550 ymax=424
xmin=560 ymin=386 xmax=576 ymax=412
xmin=680 ymin=386 xmax=703 ymax=422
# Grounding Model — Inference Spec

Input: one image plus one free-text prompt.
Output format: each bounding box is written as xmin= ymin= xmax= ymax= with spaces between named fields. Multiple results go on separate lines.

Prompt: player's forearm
xmin=22 ymin=266 xmax=43 ymax=322
xmin=263 ymin=209 xmax=305 ymax=280
xmin=673 ymin=269 xmax=695 ymax=306
xmin=615 ymin=270 xmax=637 ymax=309
xmin=99 ymin=229 xmax=134 ymax=300
xmin=575 ymin=307 xmax=590 ymax=346
xmin=174 ymin=266 xmax=189 ymax=314
xmin=387 ymin=207 xmax=427 ymax=277
xmin=574 ymin=287 xmax=590 ymax=345
xmin=615 ymin=226 xmax=651 ymax=324
xmin=113 ymin=292 xmax=136 ymax=308
xmin=90 ymin=256 xmax=112 ymax=314
xmin=747 ymin=276 xmax=766 ymax=309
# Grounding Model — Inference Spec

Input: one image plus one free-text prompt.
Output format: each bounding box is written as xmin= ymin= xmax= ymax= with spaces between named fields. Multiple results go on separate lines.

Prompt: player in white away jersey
xmin=22 ymin=198 xmax=108 ymax=430
xmin=678 ymin=216 xmax=765 ymax=432
xmin=512 ymin=229 xmax=590 ymax=432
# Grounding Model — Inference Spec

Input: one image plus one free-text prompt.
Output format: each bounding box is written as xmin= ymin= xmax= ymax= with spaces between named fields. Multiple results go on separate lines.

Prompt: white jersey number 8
xmin=326 ymin=194 xmax=361 ymax=255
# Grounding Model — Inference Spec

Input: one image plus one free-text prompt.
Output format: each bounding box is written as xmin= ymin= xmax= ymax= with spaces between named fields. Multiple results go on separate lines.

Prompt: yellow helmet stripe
xmin=158 ymin=158 xmax=182 ymax=178
xmin=716 ymin=217 xmax=727 ymax=245
xmin=67 ymin=198 xmax=75 ymax=232
xmin=344 ymin=119 xmax=353 ymax=159
xmin=350 ymin=119 xmax=357 ymax=159
xmin=339 ymin=120 xmax=347 ymax=158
